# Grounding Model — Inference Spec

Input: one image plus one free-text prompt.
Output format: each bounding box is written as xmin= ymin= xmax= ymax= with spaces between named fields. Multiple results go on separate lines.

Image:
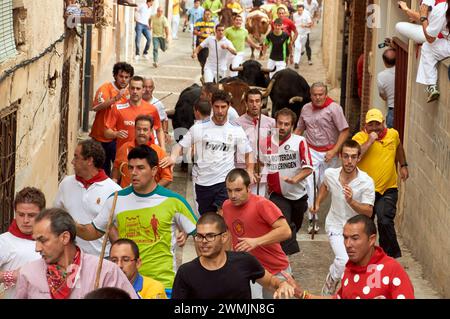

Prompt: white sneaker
xmin=307 ymin=220 xmax=319 ymax=234
xmin=143 ymin=54 xmax=150 ymax=60
xmin=321 ymin=272 xmax=340 ymax=296
xmin=135 ymin=55 xmax=140 ymax=61
xmin=426 ymin=85 xmax=440 ymax=103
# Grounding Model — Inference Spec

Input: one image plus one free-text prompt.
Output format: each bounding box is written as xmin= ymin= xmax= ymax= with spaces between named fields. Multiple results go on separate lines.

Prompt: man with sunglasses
xmin=109 ymin=238 xmax=167 ymax=299
xmin=172 ymin=213 xmax=295 ymax=299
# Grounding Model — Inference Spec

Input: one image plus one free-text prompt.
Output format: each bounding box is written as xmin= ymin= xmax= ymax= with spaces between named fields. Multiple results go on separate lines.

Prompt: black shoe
xmin=182 ymin=25 xmax=186 ymax=32
xmin=294 ymin=63 xmax=299 ymax=69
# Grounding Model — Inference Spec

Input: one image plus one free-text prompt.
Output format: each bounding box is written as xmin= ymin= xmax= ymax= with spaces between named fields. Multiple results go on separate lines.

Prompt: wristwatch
xmin=401 ymin=162 xmax=408 ymax=168
xmin=420 ymin=16 xmax=428 ymax=22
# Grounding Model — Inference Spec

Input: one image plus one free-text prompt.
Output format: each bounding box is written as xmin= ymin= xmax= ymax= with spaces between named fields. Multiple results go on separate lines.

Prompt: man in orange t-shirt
xmin=112 ymin=114 xmax=172 ymax=188
xmin=104 ymin=76 xmax=162 ymax=152
xmin=90 ymin=62 xmax=134 ymax=176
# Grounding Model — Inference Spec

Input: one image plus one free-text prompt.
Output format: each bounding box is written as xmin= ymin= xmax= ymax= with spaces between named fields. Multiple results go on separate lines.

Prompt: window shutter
xmin=0 ymin=0 xmax=17 ymax=63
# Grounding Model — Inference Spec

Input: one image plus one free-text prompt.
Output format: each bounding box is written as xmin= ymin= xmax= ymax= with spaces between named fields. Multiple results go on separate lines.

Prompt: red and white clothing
xmin=0 ymin=224 xmax=40 ymax=298
xmin=235 ymin=113 xmax=276 ymax=196
xmin=297 ymin=99 xmax=349 ymax=221
xmin=324 ymin=167 xmax=375 ymax=281
xmin=54 ymin=173 xmax=121 ymax=257
xmin=262 ymin=133 xmax=313 ymax=200
xmin=336 ymin=247 xmax=415 ymax=299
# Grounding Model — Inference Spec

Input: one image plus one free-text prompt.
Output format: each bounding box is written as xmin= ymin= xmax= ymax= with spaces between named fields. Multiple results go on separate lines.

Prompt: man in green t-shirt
xmin=202 ymin=0 xmax=222 ymax=23
xmin=224 ymin=14 xmax=261 ymax=77
xmin=150 ymin=7 xmax=169 ymax=67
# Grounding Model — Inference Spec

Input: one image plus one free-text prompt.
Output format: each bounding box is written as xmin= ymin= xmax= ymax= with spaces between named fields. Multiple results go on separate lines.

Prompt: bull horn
xmin=289 ymin=96 xmax=303 ymax=104
xmin=248 ymin=86 xmax=267 ymax=91
xmin=261 ymin=79 xmax=275 ymax=98
xmin=229 ymin=64 xmax=244 ymax=72
xmin=260 ymin=65 xmax=277 ymax=73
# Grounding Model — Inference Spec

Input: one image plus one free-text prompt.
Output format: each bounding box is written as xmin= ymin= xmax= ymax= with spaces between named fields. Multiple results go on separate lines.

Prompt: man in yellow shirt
xmin=110 ymin=238 xmax=167 ymax=299
xmin=171 ymin=0 xmax=181 ymax=39
xmin=352 ymin=108 xmax=408 ymax=259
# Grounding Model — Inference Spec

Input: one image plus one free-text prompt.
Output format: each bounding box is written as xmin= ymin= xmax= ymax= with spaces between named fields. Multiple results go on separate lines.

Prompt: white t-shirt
xmin=178 ymin=118 xmax=252 ymax=186
xmin=303 ymin=0 xmax=319 ymax=18
xmin=377 ymin=66 xmax=395 ymax=109
xmin=135 ymin=3 xmax=153 ymax=25
xmin=324 ymin=167 xmax=375 ymax=233
xmin=0 ymin=232 xmax=40 ymax=298
xmin=292 ymin=10 xmax=312 ymax=35
xmin=426 ymin=2 xmax=449 ymax=38
xmin=200 ymin=36 xmax=236 ymax=72
xmin=150 ymin=96 xmax=168 ymax=146
xmin=54 ymin=175 xmax=121 ymax=257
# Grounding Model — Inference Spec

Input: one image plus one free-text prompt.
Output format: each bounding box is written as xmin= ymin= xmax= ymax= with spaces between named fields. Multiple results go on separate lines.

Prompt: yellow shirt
xmin=173 ymin=0 xmax=180 ymax=16
xmin=134 ymin=274 xmax=168 ymax=299
xmin=227 ymin=2 xmax=243 ymax=13
xmin=271 ymin=4 xmax=288 ymax=20
xmin=353 ymin=128 xmax=400 ymax=194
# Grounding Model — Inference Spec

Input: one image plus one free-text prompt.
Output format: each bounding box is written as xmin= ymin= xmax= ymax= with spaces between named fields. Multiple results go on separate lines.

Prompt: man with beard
xmin=104 ymin=76 xmax=162 ymax=152
xmin=15 ymin=208 xmax=137 ymax=299
xmin=112 ymin=114 xmax=172 ymax=188
xmin=90 ymin=62 xmax=134 ymax=176
xmin=161 ymin=90 xmax=254 ymax=216
xmin=353 ymin=109 xmax=408 ymax=259
xmin=54 ymin=139 xmax=121 ymax=256
xmin=262 ymin=108 xmax=313 ymax=256
xmin=172 ymin=213 xmax=295 ymax=299
xmin=310 ymin=140 xmax=375 ymax=295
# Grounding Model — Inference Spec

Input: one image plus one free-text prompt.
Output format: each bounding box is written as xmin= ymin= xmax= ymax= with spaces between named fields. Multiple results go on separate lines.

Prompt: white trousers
xmin=172 ymin=14 xmax=180 ymax=39
xmin=416 ymin=38 xmax=450 ymax=85
xmin=204 ymin=65 xmax=226 ymax=83
xmin=328 ymin=230 xmax=349 ymax=281
xmin=251 ymin=265 xmax=291 ymax=299
xmin=395 ymin=22 xmax=426 ymax=44
xmin=306 ymin=148 xmax=339 ymax=221
xmin=228 ymin=52 xmax=245 ymax=77
xmin=294 ymin=34 xmax=308 ymax=64
xmin=267 ymin=59 xmax=286 ymax=79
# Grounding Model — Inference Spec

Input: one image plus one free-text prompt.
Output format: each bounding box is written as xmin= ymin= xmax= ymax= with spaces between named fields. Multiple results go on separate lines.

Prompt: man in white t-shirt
xmin=161 ymin=90 xmax=254 ymax=215
xmin=261 ymin=108 xmax=313 ymax=256
xmin=192 ymin=24 xmax=237 ymax=83
xmin=0 ymin=187 xmax=45 ymax=298
xmin=376 ymin=48 xmax=396 ymax=128
xmin=135 ymin=0 xmax=154 ymax=60
xmin=54 ymin=139 xmax=121 ymax=257
xmin=292 ymin=4 xmax=313 ymax=69
xmin=310 ymin=140 xmax=375 ymax=296
xmin=302 ymin=0 xmax=319 ymax=65
xmin=143 ymin=77 xmax=170 ymax=144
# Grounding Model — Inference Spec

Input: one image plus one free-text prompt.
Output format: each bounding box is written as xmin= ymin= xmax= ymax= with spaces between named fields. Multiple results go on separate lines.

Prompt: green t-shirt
xmin=224 ymin=27 xmax=249 ymax=53
xmin=94 ymin=186 xmax=198 ymax=289
xmin=151 ymin=15 xmax=169 ymax=38
xmin=203 ymin=0 xmax=222 ymax=17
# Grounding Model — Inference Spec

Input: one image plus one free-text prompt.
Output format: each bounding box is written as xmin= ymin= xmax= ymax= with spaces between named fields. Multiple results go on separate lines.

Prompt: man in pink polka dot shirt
xmin=279 ymin=215 xmax=415 ymax=299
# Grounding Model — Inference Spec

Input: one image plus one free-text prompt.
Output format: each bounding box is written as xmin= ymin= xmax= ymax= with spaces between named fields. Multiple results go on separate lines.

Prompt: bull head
xmin=229 ymin=64 xmax=244 ymax=72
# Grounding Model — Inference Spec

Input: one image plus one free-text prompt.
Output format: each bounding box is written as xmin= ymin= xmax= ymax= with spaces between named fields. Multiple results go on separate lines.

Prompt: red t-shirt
xmin=105 ymin=99 xmax=161 ymax=151
xmin=336 ymin=247 xmax=415 ymax=299
xmin=271 ymin=18 xmax=297 ymax=37
xmin=222 ymin=194 xmax=290 ymax=274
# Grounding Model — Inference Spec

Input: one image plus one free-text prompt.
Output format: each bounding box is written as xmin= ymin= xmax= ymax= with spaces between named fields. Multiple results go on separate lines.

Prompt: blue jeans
xmin=135 ymin=22 xmax=151 ymax=55
xmin=386 ymin=108 xmax=394 ymax=128
xmin=152 ymin=37 xmax=166 ymax=63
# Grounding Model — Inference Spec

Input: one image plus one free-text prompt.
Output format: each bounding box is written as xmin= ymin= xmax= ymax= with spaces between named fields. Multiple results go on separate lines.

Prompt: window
xmin=0 ymin=104 xmax=18 ymax=233
xmin=0 ymin=0 xmax=17 ymax=63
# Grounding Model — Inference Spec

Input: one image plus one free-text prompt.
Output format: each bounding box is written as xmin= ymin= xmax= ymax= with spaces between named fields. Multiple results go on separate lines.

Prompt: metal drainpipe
xmin=82 ymin=24 xmax=92 ymax=132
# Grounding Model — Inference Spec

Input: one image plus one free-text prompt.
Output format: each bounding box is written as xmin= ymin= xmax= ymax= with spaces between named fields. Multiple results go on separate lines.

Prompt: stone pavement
xmin=88 ymin=16 xmax=442 ymax=299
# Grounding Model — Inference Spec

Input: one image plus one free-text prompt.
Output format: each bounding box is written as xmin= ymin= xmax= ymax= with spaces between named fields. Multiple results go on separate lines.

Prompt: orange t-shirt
xmin=114 ymin=140 xmax=173 ymax=188
xmin=90 ymin=82 xmax=129 ymax=143
xmin=105 ymin=99 xmax=161 ymax=151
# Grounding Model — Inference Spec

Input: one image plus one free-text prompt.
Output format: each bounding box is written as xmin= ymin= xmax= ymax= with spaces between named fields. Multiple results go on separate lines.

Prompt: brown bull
xmin=245 ymin=9 xmax=271 ymax=59
xmin=216 ymin=8 xmax=234 ymax=28
xmin=218 ymin=79 xmax=250 ymax=116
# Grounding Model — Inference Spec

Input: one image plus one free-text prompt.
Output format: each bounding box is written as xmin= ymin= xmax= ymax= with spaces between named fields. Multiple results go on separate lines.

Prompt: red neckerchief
xmin=8 ymin=219 xmax=34 ymax=240
xmin=377 ymin=127 xmax=388 ymax=141
xmin=75 ymin=169 xmax=108 ymax=189
xmin=46 ymin=247 xmax=81 ymax=299
xmin=312 ymin=97 xmax=334 ymax=109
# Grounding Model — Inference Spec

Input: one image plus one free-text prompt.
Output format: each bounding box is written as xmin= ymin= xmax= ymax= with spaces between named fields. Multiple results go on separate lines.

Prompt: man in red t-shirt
xmin=279 ymin=215 xmax=415 ymax=300
xmin=222 ymin=168 xmax=292 ymax=299
xmin=104 ymin=76 xmax=162 ymax=152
